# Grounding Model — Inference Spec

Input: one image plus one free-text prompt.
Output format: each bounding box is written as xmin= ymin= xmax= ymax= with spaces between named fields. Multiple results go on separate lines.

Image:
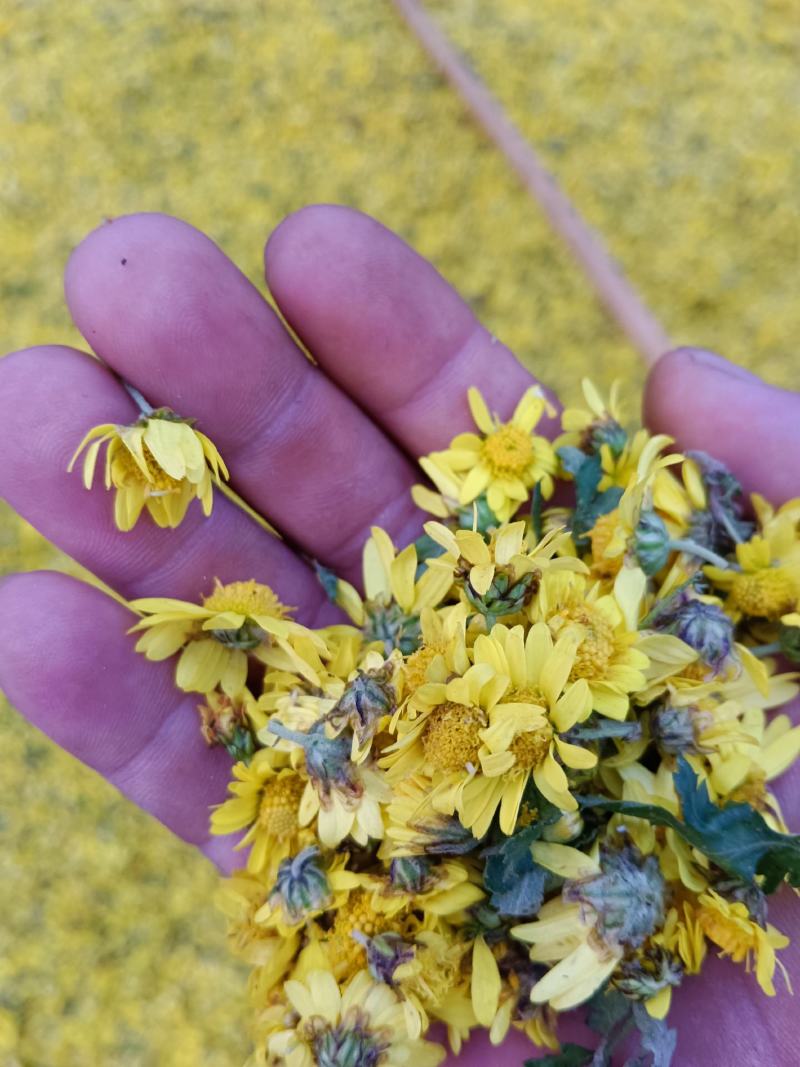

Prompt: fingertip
xmin=644 ymin=346 xmax=757 ymax=435
xmin=644 ymin=346 xmax=800 ymax=502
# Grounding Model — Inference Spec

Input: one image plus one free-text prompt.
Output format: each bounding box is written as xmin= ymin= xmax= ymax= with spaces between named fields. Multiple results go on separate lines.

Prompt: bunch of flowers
xmin=72 ymin=380 xmax=800 ymax=1066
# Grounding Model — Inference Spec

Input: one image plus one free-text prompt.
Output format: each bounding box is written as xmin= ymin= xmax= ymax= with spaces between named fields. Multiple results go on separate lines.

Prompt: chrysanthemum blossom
xmin=69 ymin=409 xmax=228 ymax=530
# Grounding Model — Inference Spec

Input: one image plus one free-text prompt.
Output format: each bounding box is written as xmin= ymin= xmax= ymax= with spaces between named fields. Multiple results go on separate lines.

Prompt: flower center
xmin=557 ymin=605 xmax=616 ymax=680
xmin=729 ymin=567 xmax=798 ymax=620
xmin=403 ymin=644 xmax=442 ymax=692
xmin=203 ymin=579 xmax=289 ymax=619
xmin=509 ymin=724 xmax=553 ymax=769
xmin=115 ymin=443 xmax=183 ymax=493
xmin=421 ymin=702 xmax=487 ymax=772
xmin=481 ymin=425 xmax=535 ymax=477
xmin=588 ymin=511 xmax=623 ymax=578
xmin=327 ymin=890 xmax=392 ymax=980
xmin=258 ymin=774 xmax=305 ymax=837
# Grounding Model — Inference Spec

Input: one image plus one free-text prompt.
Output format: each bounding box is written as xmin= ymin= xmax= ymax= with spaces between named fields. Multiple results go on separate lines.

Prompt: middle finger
xmin=63 ymin=212 xmax=424 ymax=582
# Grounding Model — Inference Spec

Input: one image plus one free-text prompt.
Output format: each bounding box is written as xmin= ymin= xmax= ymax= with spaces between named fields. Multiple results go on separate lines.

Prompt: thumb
xmin=644 ymin=346 xmax=800 ymax=504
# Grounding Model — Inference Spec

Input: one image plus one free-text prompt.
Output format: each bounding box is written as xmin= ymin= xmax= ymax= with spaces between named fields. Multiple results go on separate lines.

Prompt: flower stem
xmin=122 ymin=380 xmax=155 ymax=416
xmin=217 ymin=481 xmax=281 ymax=539
xmin=669 ymin=538 xmax=735 ymax=571
xmin=750 ymin=642 xmax=783 ymax=658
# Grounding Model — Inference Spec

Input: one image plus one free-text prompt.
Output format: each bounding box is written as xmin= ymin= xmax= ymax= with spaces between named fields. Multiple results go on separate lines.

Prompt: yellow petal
xmin=531 ymin=841 xmax=600 ymax=880
xmin=468 ymin=387 xmax=495 ymax=435
xmin=471 ymin=935 xmax=501 ymax=1027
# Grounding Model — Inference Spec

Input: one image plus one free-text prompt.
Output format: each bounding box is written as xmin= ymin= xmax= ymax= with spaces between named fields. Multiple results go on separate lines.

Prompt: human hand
xmin=0 ymin=207 xmax=796 ymax=1064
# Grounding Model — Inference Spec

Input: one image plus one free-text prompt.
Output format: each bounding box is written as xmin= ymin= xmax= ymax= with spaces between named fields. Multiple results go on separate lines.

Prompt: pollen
xmin=114 ymin=443 xmax=183 ymax=493
xmin=510 ymin=724 xmax=553 ymax=769
xmin=403 ymin=644 xmax=442 ymax=692
xmin=257 ymin=774 xmax=305 ymax=838
xmin=559 ymin=605 xmax=616 ymax=680
xmin=327 ymin=890 xmax=392 ymax=979
xmin=422 ymin=702 xmax=487 ymax=772
xmin=481 ymin=424 xmax=535 ymax=478
xmin=203 ymin=579 xmax=290 ymax=619
xmin=588 ymin=510 xmax=623 ymax=578
xmin=729 ymin=567 xmax=798 ymax=621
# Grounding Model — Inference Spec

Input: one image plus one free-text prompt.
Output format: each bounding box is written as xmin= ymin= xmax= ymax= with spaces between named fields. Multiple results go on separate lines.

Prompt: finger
xmin=644 ymin=347 xmax=800 ymax=503
xmin=264 ymin=204 xmax=560 ymax=455
xmin=0 ymin=345 xmax=329 ymax=617
xmin=0 ymin=570 xmax=236 ymax=867
xmin=64 ymin=213 xmax=422 ymax=579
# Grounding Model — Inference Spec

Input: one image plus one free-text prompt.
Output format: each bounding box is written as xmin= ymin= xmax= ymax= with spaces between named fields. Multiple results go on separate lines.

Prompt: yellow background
xmin=1 ymin=1 xmax=798 ymax=1063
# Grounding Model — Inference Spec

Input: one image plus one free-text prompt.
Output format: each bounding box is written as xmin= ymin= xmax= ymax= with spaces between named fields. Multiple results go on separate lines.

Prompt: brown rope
xmin=391 ymin=0 xmax=672 ymax=366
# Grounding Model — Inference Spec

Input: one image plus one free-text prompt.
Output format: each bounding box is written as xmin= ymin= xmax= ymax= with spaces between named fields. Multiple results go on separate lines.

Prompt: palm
xmin=0 ymin=208 xmax=797 ymax=1065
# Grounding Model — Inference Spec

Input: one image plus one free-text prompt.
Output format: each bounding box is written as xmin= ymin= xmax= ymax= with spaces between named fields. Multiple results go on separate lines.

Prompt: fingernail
xmin=685 ymin=347 xmax=759 ymax=383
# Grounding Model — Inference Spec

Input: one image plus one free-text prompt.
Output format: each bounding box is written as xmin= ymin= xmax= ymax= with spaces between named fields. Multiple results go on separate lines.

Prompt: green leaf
xmin=586 ymin=988 xmax=631 ymax=1036
xmin=525 ymin=1045 xmax=593 ymax=1067
xmin=580 ymin=757 xmax=800 ymax=893
xmin=558 ymin=447 xmax=623 ymax=548
xmin=483 ymin=825 xmax=547 ymax=916
xmin=627 ymin=1003 xmax=677 ymax=1067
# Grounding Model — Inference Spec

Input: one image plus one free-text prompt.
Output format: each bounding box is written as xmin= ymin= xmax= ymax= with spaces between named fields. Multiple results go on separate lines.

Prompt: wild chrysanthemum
xmin=424 ymin=520 xmax=584 ymax=626
xmin=705 ymin=497 xmax=800 ymax=621
xmin=694 ymin=890 xmax=790 ymax=996
xmin=69 ymin=409 xmax=228 ymax=530
xmin=335 ymin=526 xmax=453 ymax=656
xmin=535 ymin=571 xmax=651 ymax=719
xmin=130 ymin=579 xmax=321 ymax=696
xmin=418 ymin=386 xmax=557 ymax=523
xmin=267 ymin=969 xmax=446 ymax=1066
xmin=463 ymin=622 xmax=596 ymax=832
xmin=513 ymin=844 xmax=668 ymax=1015
xmin=210 ymin=747 xmax=312 ymax=875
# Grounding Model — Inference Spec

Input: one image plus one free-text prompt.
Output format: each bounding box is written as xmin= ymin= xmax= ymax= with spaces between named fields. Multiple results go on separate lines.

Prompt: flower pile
xmin=74 ymin=381 xmax=800 ymax=1065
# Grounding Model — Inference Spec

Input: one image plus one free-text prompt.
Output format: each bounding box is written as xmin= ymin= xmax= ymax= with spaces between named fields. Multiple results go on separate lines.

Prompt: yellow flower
xmin=209 ymin=747 xmax=312 ymax=874
xmin=334 ymin=526 xmax=453 ymax=655
xmin=557 ymin=378 xmax=626 ymax=453
xmin=512 ymin=895 xmax=622 ymax=1012
xmin=512 ymin=843 xmax=667 ymax=1012
xmin=417 ymin=386 xmax=557 ymax=524
xmin=214 ymin=867 xmax=301 ymax=976
xmin=536 ymin=571 xmax=650 ymax=719
xmin=465 ymin=622 xmax=596 ymax=832
xmin=130 ymin=579 xmax=321 ymax=697
xmin=705 ymin=497 xmax=800 ymax=621
xmin=384 ymin=625 xmax=596 ymax=838
xmin=69 ymin=409 xmax=228 ymax=530
xmin=695 ymin=889 xmax=790 ymax=996
xmin=267 ymin=969 xmax=446 ymax=1066
xmin=424 ymin=520 xmax=584 ymax=614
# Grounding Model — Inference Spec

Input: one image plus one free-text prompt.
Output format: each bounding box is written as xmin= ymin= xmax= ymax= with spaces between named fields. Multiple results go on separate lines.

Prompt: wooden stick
xmin=391 ymin=0 xmax=671 ymax=366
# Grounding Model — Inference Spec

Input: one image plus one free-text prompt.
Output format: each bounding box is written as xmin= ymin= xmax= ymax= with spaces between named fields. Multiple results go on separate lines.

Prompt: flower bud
xmin=351 ymin=931 xmax=415 ymax=985
xmin=541 ymin=811 xmax=585 ymax=843
xmin=564 ymin=845 xmax=665 ymax=951
xmin=650 ymin=705 xmax=699 ymax=755
xmin=612 ymin=946 xmax=683 ymax=1000
xmin=634 ymin=510 xmax=671 ymax=576
xmin=389 ymin=856 xmax=434 ymax=894
xmin=269 ymin=846 xmax=331 ymax=924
